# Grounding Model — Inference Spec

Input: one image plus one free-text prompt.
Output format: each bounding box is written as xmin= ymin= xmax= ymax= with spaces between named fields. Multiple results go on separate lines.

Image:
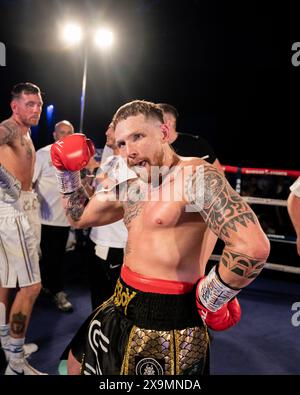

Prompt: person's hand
xmin=196 ymin=296 xmax=241 ymax=331
xmin=296 ymin=235 xmax=300 ymax=256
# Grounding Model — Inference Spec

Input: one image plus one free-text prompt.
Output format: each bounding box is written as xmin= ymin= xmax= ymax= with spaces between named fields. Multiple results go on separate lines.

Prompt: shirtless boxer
xmin=51 ymin=100 xmax=270 ymax=375
xmin=0 ymin=82 xmax=47 ymax=375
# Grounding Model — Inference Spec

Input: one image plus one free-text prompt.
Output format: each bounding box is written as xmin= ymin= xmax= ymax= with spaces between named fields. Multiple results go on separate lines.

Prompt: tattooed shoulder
xmin=0 ymin=119 xmax=20 ymax=145
xmin=123 ymin=180 xmax=146 ymax=227
xmin=123 ymin=200 xmax=144 ymax=228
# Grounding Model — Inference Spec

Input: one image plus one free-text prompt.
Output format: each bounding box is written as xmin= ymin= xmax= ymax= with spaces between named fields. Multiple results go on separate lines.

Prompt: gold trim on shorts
xmin=121 ymin=325 xmax=209 ymax=375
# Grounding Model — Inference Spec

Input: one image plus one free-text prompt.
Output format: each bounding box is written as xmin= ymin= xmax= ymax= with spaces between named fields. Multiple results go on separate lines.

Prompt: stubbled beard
xmin=23 ymin=116 xmax=40 ymax=127
xmin=130 ymin=150 xmax=164 ymax=183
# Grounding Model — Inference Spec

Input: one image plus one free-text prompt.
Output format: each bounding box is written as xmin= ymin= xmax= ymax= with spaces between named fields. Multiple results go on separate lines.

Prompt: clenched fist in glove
xmin=196 ymin=264 xmax=241 ymax=331
xmin=196 ymin=295 xmax=241 ymax=331
xmin=50 ymin=133 xmax=95 ymax=194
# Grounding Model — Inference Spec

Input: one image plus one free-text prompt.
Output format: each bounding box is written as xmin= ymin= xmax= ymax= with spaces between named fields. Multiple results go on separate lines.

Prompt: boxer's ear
xmin=160 ymin=123 xmax=170 ymax=142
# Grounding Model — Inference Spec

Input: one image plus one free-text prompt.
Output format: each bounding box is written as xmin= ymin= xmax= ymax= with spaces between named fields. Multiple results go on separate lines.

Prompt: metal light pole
xmin=61 ymin=24 xmax=114 ymax=133
xmin=79 ymin=46 xmax=88 ymax=132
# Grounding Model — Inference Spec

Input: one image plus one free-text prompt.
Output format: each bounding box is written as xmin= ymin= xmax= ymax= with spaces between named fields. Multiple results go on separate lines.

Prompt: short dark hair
xmin=11 ymin=82 xmax=41 ymax=101
xmin=157 ymin=103 xmax=179 ymax=120
xmin=112 ymin=100 xmax=164 ymax=128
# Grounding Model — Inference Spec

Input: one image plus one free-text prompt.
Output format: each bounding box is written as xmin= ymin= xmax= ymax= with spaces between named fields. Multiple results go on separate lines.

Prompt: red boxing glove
xmin=196 ymin=297 xmax=241 ymax=331
xmin=51 ymin=133 xmax=95 ymax=172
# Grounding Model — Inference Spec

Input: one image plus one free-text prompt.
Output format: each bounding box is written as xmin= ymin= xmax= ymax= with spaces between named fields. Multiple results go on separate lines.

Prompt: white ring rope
xmin=242 ymin=196 xmax=287 ymax=207
xmin=210 ymin=255 xmax=300 ymax=275
xmin=214 ymin=164 xmax=300 ymax=273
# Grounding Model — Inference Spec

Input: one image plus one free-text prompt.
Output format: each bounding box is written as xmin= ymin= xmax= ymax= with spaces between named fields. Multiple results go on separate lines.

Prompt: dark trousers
xmin=40 ymin=224 xmax=70 ymax=294
xmin=86 ymin=238 xmax=123 ymax=310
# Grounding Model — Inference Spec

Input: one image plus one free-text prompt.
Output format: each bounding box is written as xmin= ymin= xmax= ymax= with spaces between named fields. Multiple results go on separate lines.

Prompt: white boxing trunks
xmin=0 ymin=190 xmax=41 ymax=288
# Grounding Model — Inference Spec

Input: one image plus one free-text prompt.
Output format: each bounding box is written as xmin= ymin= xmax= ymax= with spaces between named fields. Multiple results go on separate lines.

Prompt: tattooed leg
xmin=11 ymin=312 xmax=26 ymax=336
xmin=6 ymin=283 xmax=41 ymax=340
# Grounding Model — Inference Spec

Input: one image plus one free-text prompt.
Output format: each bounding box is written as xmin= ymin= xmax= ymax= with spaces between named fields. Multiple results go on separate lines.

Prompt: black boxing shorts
xmin=67 ymin=265 xmax=210 ymax=375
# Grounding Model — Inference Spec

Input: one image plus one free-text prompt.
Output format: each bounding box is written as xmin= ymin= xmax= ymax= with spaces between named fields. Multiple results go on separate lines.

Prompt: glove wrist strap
xmin=197 ymin=265 xmax=241 ymax=312
xmin=55 ymin=170 xmax=81 ymax=194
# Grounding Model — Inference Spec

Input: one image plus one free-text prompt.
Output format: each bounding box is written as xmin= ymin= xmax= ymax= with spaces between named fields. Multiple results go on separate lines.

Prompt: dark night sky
xmin=0 ymin=0 xmax=299 ymax=169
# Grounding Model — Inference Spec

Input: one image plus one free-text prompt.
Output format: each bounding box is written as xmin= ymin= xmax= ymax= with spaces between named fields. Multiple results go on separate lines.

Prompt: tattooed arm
xmin=185 ymin=161 xmax=270 ymax=289
xmin=50 ymin=133 xmax=123 ymax=227
xmin=62 ymin=187 xmax=124 ymax=228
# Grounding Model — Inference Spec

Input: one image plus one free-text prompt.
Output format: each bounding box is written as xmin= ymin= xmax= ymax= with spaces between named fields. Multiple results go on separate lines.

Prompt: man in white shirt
xmin=33 ymin=120 xmax=74 ymax=312
xmin=287 ymin=177 xmax=300 ymax=256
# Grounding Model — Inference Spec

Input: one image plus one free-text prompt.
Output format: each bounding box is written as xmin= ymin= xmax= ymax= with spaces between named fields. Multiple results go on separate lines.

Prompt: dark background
xmin=0 ymin=0 xmax=299 ymax=169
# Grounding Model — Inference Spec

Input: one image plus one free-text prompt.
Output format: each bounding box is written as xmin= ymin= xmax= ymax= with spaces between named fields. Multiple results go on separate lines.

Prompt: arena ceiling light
xmin=62 ymin=23 xmax=83 ymax=45
xmin=94 ymin=28 xmax=113 ymax=48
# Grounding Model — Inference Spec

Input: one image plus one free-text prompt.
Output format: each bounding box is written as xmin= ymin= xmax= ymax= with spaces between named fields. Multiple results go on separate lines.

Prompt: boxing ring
xmin=209 ymin=164 xmax=300 ymax=274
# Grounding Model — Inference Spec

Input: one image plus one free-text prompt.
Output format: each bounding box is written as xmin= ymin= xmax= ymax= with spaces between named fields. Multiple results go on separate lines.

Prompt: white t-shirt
xmin=33 ymin=144 xmax=69 ymax=227
xmin=89 ymin=220 xmax=128 ymax=249
xmin=101 ymin=145 xmax=113 ymax=163
xmin=290 ymin=177 xmax=300 ymax=198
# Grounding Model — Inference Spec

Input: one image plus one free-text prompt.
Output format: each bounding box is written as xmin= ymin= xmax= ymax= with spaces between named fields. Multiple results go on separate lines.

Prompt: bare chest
xmin=124 ymin=198 xmax=202 ymax=230
xmin=123 ymin=177 xmax=199 ymax=229
xmin=142 ymin=201 xmax=183 ymax=228
xmin=0 ymin=133 xmax=35 ymax=187
xmin=8 ymin=133 xmax=35 ymax=161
